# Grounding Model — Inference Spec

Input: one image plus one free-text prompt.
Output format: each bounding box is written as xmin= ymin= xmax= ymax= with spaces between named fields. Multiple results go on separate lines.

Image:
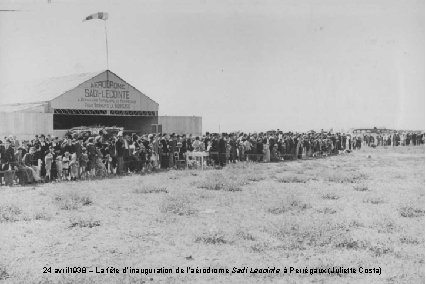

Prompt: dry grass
xmin=353 ymin=184 xmax=369 ymax=191
xmin=69 ymin=217 xmax=101 ymax=229
xmin=363 ymin=197 xmax=385 ymax=205
xmin=0 ymin=146 xmax=424 ymax=283
xmin=326 ymin=171 xmax=368 ymax=183
xmin=271 ymin=218 xmax=349 ymax=250
xmin=0 ymin=205 xmax=23 ymax=223
xmin=195 ymin=230 xmax=229 ymax=245
xmin=197 ymin=172 xmax=243 ymax=191
xmin=276 ymin=175 xmax=308 ymax=183
xmin=133 ymin=185 xmax=168 ymax=194
xmin=54 ymin=191 xmax=93 ymax=210
xmin=0 ymin=265 xmax=9 ymax=281
xmin=316 ymin=207 xmax=337 ymax=214
xmin=159 ymin=195 xmax=197 ymax=216
xmin=236 ymin=230 xmax=256 ymax=241
xmin=268 ymin=196 xmax=311 ymax=214
xmin=34 ymin=211 xmax=51 ymax=221
xmin=400 ymin=236 xmax=420 ymax=245
xmin=246 ymin=173 xmax=265 ymax=182
xmin=322 ymin=193 xmax=340 ymax=200
xmin=399 ymin=206 xmax=425 ymax=218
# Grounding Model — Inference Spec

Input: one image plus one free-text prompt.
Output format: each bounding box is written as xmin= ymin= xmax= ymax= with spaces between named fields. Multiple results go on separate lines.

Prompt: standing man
xmin=73 ymin=138 xmax=83 ymax=179
xmin=218 ymin=133 xmax=227 ymax=167
xmin=115 ymin=132 xmax=125 ymax=175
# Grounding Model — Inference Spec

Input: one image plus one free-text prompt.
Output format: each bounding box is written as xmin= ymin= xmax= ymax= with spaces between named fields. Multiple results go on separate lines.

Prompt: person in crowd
xmin=44 ymin=147 xmax=54 ymax=182
xmin=23 ymin=146 xmax=41 ymax=182
xmin=4 ymin=140 xmax=16 ymax=170
xmin=271 ymin=144 xmax=280 ymax=162
xmin=15 ymin=146 xmax=34 ymax=185
xmin=62 ymin=151 xmax=70 ymax=180
xmin=159 ymin=134 xmax=169 ymax=169
xmin=218 ymin=133 xmax=227 ymax=166
xmin=69 ymin=152 xmax=79 ymax=181
xmin=56 ymin=153 xmax=63 ymax=181
xmin=86 ymin=137 xmax=97 ymax=176
xmin=263 ymin=136 xmax=270 ymax=162
xmin=80 ymin=148 xmax=89 ymax=180
xmin=192 ymin=136 xmax=203 ymax=151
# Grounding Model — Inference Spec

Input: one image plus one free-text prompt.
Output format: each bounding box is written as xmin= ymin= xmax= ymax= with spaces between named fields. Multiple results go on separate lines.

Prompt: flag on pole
xmin=82 ymin=12 xmax=109 ymax=22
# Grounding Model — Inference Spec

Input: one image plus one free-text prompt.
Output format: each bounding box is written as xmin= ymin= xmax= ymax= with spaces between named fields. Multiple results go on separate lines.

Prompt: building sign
xmin=50 ymin=71 xmax=158 ymax=112
xmin=81 ymin=80 xmax=136 ymax=110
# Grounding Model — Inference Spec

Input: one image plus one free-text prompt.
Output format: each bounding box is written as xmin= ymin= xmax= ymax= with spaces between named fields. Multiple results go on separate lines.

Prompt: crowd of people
xmin=0 ymin=129 xmax=424 ymax=185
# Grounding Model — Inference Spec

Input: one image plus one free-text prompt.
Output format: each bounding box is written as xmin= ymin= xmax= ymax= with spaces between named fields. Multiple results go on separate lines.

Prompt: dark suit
xmin=218 ymin=138 xmax=226 ymax=166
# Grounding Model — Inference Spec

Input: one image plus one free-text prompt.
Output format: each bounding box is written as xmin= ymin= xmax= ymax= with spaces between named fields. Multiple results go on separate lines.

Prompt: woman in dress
xmin=263 ymin=137 xmax=270 ymax=162
xmin=44 ymin=148 xmax=54 ymax=182
xmin=69 ymin=152 xmax=79 ymax=181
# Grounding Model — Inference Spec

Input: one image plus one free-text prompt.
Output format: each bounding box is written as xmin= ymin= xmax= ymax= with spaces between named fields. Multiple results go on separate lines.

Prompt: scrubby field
xmin=0 ymin=146 xmax=424 ymax=283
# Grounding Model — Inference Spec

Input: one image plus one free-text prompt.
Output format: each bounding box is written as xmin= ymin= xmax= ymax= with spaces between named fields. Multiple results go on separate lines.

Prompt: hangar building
xmin=0 ymin=70 xmax=202 ymax=139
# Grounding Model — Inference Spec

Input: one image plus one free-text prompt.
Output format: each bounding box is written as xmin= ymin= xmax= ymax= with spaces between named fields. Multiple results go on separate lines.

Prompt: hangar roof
xmin=0 ymin=102 xmax=47 ymax=113
xmin=1 ymin=70 xmax=158 ymax=107
xmin=30 ymin=71 xmax=103 ymax=103
xmin=1 ymin=71 xmax=102 ymax=104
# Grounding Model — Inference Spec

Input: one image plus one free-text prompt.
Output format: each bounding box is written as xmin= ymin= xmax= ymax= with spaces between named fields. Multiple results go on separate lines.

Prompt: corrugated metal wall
xmin=158 ymin=116 xmax=202 ymax=136
xmin=0 ymin=112 xmax=53 ymax=140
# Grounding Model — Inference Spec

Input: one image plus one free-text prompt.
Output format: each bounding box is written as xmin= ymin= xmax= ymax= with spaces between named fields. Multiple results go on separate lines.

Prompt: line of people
xmin=362 ymin=133 xmax=424 ymax=147
xmin=0 ymin=130 xmax=423 ymax=185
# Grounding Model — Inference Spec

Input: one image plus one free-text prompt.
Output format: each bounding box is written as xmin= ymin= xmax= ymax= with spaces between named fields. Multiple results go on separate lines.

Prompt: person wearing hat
xmin=218 ymin=133 xmax=227 ymax=166
xmin=107 ymin=138 xmax=117 ymax=174
xmin=169 ymin=134 xmax=178 ymax=168
xmin=62 ymin=138 xmax=73 ymax=156
xmin=179 ymin=135 xmax=187 ymax=154
xmin=37 ymin=135 xmax=49 ymax=179
xmin=115 ymin=133 xmax=125 ymax=175
xmin=0 ymin=140 xmax=6 ymax=172
xmin=86 ymin=137 xmax=97 ymax=176
xmin=208 ymin=135 xmax=219 ymax=166
xmin=127 ymin=137 xmax=139 ymax=173
xmin=256 ymin=136 xmax=263 ymax=162
xmin=159 ymin=135 xmax=169 ymax=170
xmin=72 ymin=138 xmax=82 ymax=179
xmin=4 ymin=139 xmax=16 ymax=171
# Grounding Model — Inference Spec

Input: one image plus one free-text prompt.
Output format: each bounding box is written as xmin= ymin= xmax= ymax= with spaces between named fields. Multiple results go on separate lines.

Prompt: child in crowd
xmin=69 ymin=152 xmax=79 ymax=181
xmin=44 ymin=148 xmax=54 ymax=182
xmin=62 ymin=152 xmax=70 ymax=180
xmin=80 ymin=148 xmax=89 ymax=180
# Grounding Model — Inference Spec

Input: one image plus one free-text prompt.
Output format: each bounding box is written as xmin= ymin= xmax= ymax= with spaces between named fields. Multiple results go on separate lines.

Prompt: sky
xmin=0 ymin=0 xmax=424 ymax=132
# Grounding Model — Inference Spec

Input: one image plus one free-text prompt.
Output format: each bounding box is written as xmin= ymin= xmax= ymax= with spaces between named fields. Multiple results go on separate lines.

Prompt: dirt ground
xmin=0 ymin=146 xmax=424 ymax=284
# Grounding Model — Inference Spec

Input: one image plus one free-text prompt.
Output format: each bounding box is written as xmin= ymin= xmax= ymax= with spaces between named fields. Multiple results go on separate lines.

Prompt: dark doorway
xmin=53 ymin=114 xmax=158 ymax=134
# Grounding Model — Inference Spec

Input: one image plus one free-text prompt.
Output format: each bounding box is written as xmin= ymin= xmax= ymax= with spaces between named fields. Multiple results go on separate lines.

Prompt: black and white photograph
xmin=0 ymin=0 xmax=424 ymax=283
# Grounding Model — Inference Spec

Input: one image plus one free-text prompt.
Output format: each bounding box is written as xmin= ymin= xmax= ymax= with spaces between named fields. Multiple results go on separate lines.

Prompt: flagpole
xmin=104 ymin=20 xmax=109 ymax=71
